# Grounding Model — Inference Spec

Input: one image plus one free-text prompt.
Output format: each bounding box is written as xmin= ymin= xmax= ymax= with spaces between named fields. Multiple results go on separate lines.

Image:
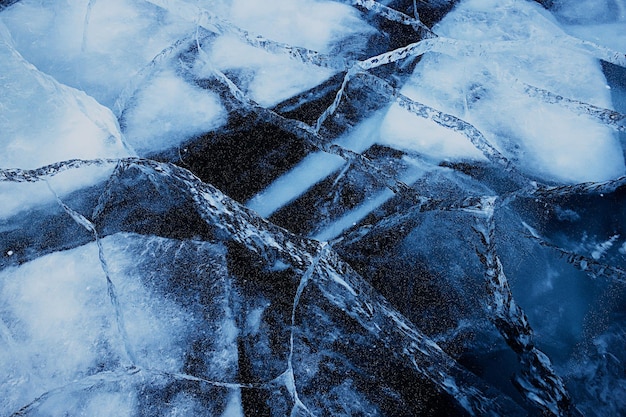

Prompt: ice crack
xmin=523 ymin=225 xmax=626 ymax=284
xmin=143 ymin=0 xmax=349 ymax=71
xmin=474 ymin=199 xmax=577 ymax=416
xmin=44 ymin=181 xmax=137 ymax=366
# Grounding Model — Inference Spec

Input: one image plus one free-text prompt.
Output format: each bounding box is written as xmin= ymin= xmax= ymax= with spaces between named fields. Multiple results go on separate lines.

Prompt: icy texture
xmin=121 ymin=69 xmax=227 ymax=155
xmin=1 ymin=159 xmax=527 ymax=416
xmin=0 ymin=0 xmax=192 ymax=108
xmin=1 ymin=233 xmax=241 ymax=416
xmin=0 ymin=22 xmax=128 ymax=169
xmin=380 ymin=0 xmax=625 ymax=183
xmin=2 ymin=0 xmax=626 ymax=416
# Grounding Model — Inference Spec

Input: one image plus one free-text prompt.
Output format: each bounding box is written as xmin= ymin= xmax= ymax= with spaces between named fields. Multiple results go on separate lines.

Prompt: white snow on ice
xmin=122 ymin=69 xmax=227 ymax=155
xmin=379 ymin=0 xmax=625 ymax=184
xmin=0 ymin=20 xmax=129 ymax=169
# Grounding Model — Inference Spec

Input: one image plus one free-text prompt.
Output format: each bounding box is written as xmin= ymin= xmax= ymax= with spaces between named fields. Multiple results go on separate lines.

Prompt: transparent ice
xmin=1 ymin=0 xmax=626 ymax=416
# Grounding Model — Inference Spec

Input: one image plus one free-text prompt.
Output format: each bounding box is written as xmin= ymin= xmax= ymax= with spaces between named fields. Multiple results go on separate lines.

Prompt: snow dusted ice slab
xmin=380 ymin=0 xmax=625 ymax=183
xmin=554 ymin=0 xmax=626 ymax=51
xmin=0 ymin=21 xmax=129 ymax=170
xmin=0 ymin=233 xmax=242 ymax=417
xmin=121 ymin=69 xmax=227 ymax=155
xmin=0 ymin=0 xmax=193 ymax=109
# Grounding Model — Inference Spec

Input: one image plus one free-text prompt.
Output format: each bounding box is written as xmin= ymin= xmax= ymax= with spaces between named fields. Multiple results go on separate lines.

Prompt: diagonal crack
xmin=44 ymin=180 xmax=137 ymax=366
xmin=473 ymin=197 xmax=578 ymax=417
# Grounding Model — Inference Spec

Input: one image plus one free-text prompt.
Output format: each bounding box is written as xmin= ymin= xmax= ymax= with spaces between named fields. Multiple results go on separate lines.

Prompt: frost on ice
xmin=0 ymin=21 xmax=128 ymax=169
xmin=379 ymin=0 xmax=625 ymax=183
xmin=2 ymin=0 xmax=626 ymax=416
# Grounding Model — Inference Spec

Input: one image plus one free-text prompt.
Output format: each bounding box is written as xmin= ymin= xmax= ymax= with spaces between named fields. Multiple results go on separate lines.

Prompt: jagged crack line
xmin=0 ymin=158 xmax=127 ymax=182
xmin=110 ymin=159 xmax=526 ymax=417
xmin=313 ymin=67 xmax=358 ymax=133
xmin=331 ymin=160 xmax=351 ymax=189
xmin=355 ymin=71 xmax=526 ymax=183
xmin=3 ymin=36 xmax=123 ymax=147
xmin=523 ymin=228 xmax=626 ymax=284
xmin=192 ymin=54 xmax=255 ymax=110
xmin=560 ymin=34 xmax=626 ymax=68
xmin=349 ymin=0 xmax=434 ymax=37
xmin=522 ymin=83 xmax=626 ymax=132
xmin=143 ymin=0 xmax=349 ymax=71
xmin=525 ymin=176 xmax=626 ymax=198
xmin=312 ymin=62 xmax=522 ymax=180
xmin=357 ymin=38 xmax=437 ymax=71
xmin=143 ymin=368 xmax=271 ymax=390
xmin=8 ymin=365 xmax=284 ymax=417
xmin=8 ymin=367 xmax=141 ymax=417
xmin=198 ymin=67 xmax=417 ymax=201
xmin=44 ymin=181 xmax=137 ymax=366
xmin=92 ymin=160 xmax=126 ymax=220
xmin=312 ymin=252 xmax=526 ymax=417
xmin=474 ymin=199 xmax=575 ymax=416
xmin=314 ymin=38 xmax=437 ymax=132
xmin=286 ymin=243 xmax=329 ymax=417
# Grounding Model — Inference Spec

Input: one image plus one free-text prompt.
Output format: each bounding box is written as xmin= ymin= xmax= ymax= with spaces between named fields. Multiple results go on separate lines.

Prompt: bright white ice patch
xmin=379 ymin=99 xmax=487 ymax=162
xmin=0 ymin=21 xmax=130 ymax=170
xmin=228 ymin=0 xmax=368 ymax=52
xmin=123 ymin=70 xmax=227 ymax=154
xmin=0 ymin=0 xmax=193 ymax=108
xmin=199 ymin=0 xmax=373 ymax=106
xmin=0 ymin=243 xmax=124 ymax=413
xmin=379 ymin=0 xmax=625 ymax=183
xmin=0 ymin=234 xmax=222 ymax=414
xmin=203 ymin=35 xmax=336 ymax=107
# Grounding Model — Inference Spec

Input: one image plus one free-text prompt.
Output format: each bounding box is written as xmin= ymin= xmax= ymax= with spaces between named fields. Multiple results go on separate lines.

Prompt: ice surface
xmin=2 ymin=159 xmax=534 ymax=416
xmin=0 ymin=163 xmax=117 ymax=220
xmin=0 ymin=0 xmax=193 ymax=108
xmin=0 ymin=21 xmax=129 ymax=169
xmin=0 ymin=241 xmax=124 ymax=413
xmin=379 ymin=0 xmax=625 ymax=183
xmin=2 ymin=0 xmax=626 ymax=415
xmin=312 ymin=158 xmax=427 ymax=241
xmin=379 ymin=100 xmax=488 ymax=161
xmin=1 ymin=0 xmax=374 ymax=152
xmin=199 ymin=35 xmax=337 ymax=107
xmin=553 ymin=0 xmax=626 ymax=87
xmin=228 ymin=0 xmax=370 ymax=52
xmin=188 ymin=0 xmax=374 ymax=106
xmin=122 ymin=69 xmax=227 ymax=155
xmin=0 ymin=232 xmax=241 ymax=416
xmin=246 ymin=112 xmax=382 ymax=217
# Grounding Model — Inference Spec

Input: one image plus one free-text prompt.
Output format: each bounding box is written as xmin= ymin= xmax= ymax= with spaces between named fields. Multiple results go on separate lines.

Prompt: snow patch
xmin=380 ymin=0 xmax=625 ymax=183
xmin=0 ymin=21 xmax=129 ymax=170
xmin=123 ymin=70 xmax=227 ymax=155
xmin=0 ymin=0 xmax=193 ymax=107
